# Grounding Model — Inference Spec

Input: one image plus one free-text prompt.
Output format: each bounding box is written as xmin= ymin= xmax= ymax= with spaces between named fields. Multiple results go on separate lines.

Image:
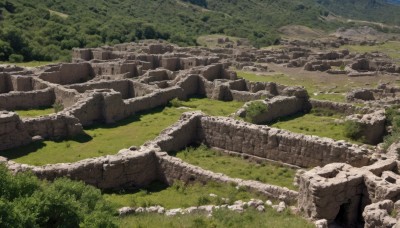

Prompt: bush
xmin=0 ymin=165 xmax=117 ymax=227
xmin=383 ymin=106 xmax=400 ymax=150
xmin=343 ymin=120 xmax=364 ymax=140
xmin=53 ymin=102 xmax=64 ymax=112
xmin=383 ymin=131 xmax=400 ymax=151
xmin=244 ymin=101 xmax=267 ymax=123
xmin=169 ymin=98 xmax=184 ymax=108
xmin=8 ymin=54 xmax=24 ymax=63
xmin=339 ymin=63 xmax=345 ymax=71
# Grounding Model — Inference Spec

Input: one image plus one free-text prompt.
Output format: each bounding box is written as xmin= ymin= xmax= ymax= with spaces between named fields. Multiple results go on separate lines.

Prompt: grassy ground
xmin=341 ymin=41 xmax=400 ymax=64
xmin=0 ymin=61 xmax=58 ymax=67
xmin=106 ymin=181 xmax=312 ymax=227
xmin=15 ymin=107 xmax=55 ymax=118
xmin=236 ymin=71 xmax=346 ymax=102
xmin=0 ymin=98 xmax=243 ymax=165
xmin=236 ymin=70 xmax=399 ymax=103
xmin=118 ymin=208 xmax=313 ymax=228
xmin=174 ymin=146 xmax=297 ymax=190
xmin=105 ymin=181 xmax=266 ymax=210
xmin=269 ymin=109 xmax=360 ymax=144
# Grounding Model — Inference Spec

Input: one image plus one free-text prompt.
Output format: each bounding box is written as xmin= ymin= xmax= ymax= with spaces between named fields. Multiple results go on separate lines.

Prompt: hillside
xmin=387 ymin=0 xmax=400 ymax=4
xmin=1 ymin=0 xmax=400 ymax=62
xmin=317 ymin=0 xmax=400 ymax=26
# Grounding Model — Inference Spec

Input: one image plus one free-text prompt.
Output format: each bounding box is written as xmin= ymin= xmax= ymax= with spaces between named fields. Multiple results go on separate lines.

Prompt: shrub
xmin=169 ymin=98 xmax=183 ymax=108
xmin=343 ymin=120 xmax=364 ymax=140
xmin=8 ymin=54 xmax=24 ymax=63
xmin=383 ymin=131 xmax=400 ymax=151
xmin=53 ymin=101 xmax=64 ymax=112
xmin=339 ymin=63 xmax=345 ymax=71
xmin=383 ymin=106 xmax=400 ymax=151
xmin=245 ymin=101 xmax=267 ymax=123
xmin=197 ymin=196 xmax=211 ymax=206
xmin=0 ymin=165 xmax=117 ymax=227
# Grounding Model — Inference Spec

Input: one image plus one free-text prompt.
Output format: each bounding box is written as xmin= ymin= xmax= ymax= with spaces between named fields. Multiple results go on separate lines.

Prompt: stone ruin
xmin=1 ymin=40 xmax=399 ymax=227
xmin=347 ymin=83 xmax=400 ymax=107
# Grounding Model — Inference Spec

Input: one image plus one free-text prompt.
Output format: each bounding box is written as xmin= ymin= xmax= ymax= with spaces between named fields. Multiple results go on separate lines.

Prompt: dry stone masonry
xmin=1 ymin=40 xmax=400 ymax=227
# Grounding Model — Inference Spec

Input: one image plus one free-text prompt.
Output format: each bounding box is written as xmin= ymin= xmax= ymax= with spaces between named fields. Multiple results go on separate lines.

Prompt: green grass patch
xmin=383 ymin=106 xmax=400 ymax=150
xmin=15 ymin=107 xmax=55 ymax=118
xmin=342 ymin=41 xmax=400 ymax=64
xmin=0 ymin=98 xmax=244 ymax=165
xmin=179 ymin=97 xmax=244 ymax=116
xmin=175 ymin=146 xmax=297 ymax=190
xmin=105 ymin=181 xmax=264 ymax=210
xmin=270 ymin=110 xmax=363 ymax=144
xmin=0 ymin=61 xmax=58 ymax=67
xmin=118 ymin=208 xmax=313 ymax=228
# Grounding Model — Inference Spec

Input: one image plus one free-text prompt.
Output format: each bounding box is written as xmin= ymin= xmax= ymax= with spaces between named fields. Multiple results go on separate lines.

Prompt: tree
xmin=0 ymin=39 xmax=12 ymax=61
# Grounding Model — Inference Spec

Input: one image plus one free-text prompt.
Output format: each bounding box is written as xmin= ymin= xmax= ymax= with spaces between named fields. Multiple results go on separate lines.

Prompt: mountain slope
xmin=387 ymin=0 xmax=400 ymax=4
xmin=1 ymin=0 xmax=400 ymax=62
xmin=316 ymin=0 xmax=400 ymax=25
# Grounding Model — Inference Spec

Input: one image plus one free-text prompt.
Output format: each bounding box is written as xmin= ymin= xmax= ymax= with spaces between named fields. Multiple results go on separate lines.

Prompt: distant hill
xmin=387 ymin=0 xmax=400 ymax=4
xmin=1 ymin=0 xmax=400 ymax=62
xmin=316 ymin=0 xmax=400 ymax=25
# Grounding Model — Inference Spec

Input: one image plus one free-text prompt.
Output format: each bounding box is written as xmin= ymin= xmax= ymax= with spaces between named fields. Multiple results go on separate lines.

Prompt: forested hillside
xmin=0 ymin=0 xmax=400 ymax=62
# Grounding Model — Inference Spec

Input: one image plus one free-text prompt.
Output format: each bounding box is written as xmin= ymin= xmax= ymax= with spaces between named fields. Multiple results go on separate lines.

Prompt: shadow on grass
xmin=265 ymin=111 xmax=307 ymax=125
xmin=103 ymin=181 xmax=169 ymax=195
xmin=13 ymin=105 xmax=54 ymax=112
xmin=0 ymin=132 xmax=93 ymax=161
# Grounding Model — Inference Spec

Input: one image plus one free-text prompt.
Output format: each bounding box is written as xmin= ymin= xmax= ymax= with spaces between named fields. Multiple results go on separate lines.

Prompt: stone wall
xmin=0 ymin=111 xmax=31 ymax=151
xmin=346 ymin=110 xmax=386 ymax=145
xmin=67 ymin=80 xmax=134 ymax=99
xmin=147 ymin=112 xmax=372 ymax=169
xmin=310 ymin=99 xmax=374 ymax=115
xmin=123 ymin=86 xmax=183 ymax=116
xmin=61 ymin=86 xmax=181 ymax=126
xmin=53 ymin=86 xmax=80 ymax=108
xmin=0 ymin=88 xmax=55 ymax=110
xmin=91 ymin=61 xmax=138 ymax=78
xmin=22 ymin=113 xmax=83 ymax=140
xmin=8 ymin=75 xmax=33 ymax=91
xmin=298 ymin=159 xmax=400 ymax=227
xmin=198 ymin=115 xmax=371 ymax=168
xmin=151 ymin=112 xmax=202 ymax=152
xmin=6 ymin=150 xmax=160 ymax=190
xmin=157 ymin=152 xmax=298 ymax=203
xmin=39 ymin=63 xmax=95 ymax=85
xmin=65 ymin=91 xmax=106 ymax=126
xmin=0 ymin=73 xmax=10 ymax=93
xmin=362 ymin=200 xmax=399 ymax=228
xmin=238 ymin=96 xmax=310 ymax=124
